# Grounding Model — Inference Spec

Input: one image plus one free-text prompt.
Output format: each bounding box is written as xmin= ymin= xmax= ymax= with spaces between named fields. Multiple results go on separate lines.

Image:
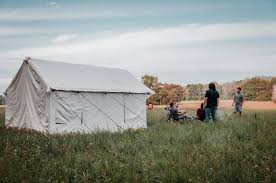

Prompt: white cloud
xmin=51 ymin=33 xmax=79 ymax=43
xmin=0 ymin=2 xmax=231 ymax=22
xmin=0 ymin=26 xmax=52 ymax=37
xmin=0 ymin=6 xmax=157 ymax=22
xmin=4 ymin=21 xmax=276 ymax=58
xmin=48 ymin=2 xmax=57 ymax=7
xmin=0 ymin=21 xmax=276 ymax=92
xmin=0 ymin=9 xmax=117 ymax=21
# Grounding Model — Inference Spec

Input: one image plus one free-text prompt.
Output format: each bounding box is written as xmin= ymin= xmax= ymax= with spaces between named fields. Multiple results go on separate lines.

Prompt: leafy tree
xmin=163 ymin=84 xmax=185 ymax=103
xmin=142 ymin=75 xmax=159 ymax=89
xmin=241 ymin=77 xmax=271 ymax=101
xmin=143 ymin=75 xmax=276 ymax=103
xmin=270 ymin=77 xmax=276 ymax=102
xmin=185 ymin=84 xmax=204 ymax=100
xmin=270 ymin=77 xmax=276 ymax=87
xmin=147 ymin=87 xmax=168 ymax=105
xmin=143 ymin=75 xmax=185 ymax=105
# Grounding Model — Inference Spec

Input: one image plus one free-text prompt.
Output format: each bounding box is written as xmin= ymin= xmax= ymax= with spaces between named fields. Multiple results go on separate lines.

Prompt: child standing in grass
xmin=232 ymin=87 xmax=244 ymax=116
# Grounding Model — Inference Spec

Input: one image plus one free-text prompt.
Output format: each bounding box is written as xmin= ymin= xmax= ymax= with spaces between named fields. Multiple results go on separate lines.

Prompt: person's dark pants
xmin=205 ymin=106 xmax=217 ymax=123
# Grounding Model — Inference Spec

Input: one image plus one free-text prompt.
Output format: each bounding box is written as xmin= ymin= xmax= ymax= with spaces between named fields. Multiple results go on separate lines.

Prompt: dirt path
xmin=154 ymin=100 xmax=276 ymax=110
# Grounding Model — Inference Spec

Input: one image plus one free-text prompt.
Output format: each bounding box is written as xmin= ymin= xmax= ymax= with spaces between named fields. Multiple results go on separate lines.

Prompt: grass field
xmin=0 ymin=107 xmax=275 ymax=182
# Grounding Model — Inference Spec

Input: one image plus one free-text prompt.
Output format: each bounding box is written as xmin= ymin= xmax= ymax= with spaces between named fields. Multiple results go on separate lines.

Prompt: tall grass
xmin=0 ymin=109 xmax=275 ymax=182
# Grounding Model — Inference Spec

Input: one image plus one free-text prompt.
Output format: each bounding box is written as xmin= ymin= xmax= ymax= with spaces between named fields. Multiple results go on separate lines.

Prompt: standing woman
xmin=204 ymin=82 xmax=220 ymax=122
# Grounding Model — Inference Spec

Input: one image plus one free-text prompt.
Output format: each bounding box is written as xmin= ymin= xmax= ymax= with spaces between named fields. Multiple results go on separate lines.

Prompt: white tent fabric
xmin=5 ymin=61 xmax=48 ymax=132
xmin=5 ymin=57 xmax=152 ymax=133
xmin=49 ymin=91 xmax=147 ymax=133
xmin=29 ymin=58 xmax=153 ymax=94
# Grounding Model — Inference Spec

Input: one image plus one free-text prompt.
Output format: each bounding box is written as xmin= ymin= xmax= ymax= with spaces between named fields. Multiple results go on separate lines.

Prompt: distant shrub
xmin=143 ymin=75 xmax=276 ymax=103
xmin=272 ymin=85 xmax=276 ymax=103
xmin=241 ymin=77 xmax=272 ymax=101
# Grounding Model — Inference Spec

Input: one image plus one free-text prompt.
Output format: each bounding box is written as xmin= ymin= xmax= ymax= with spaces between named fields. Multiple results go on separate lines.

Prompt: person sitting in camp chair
xmin=165 ymin=102 xmax=178 ymax=121
xmin=196 ymin=103 xmax=205 ymax=121
xmin=165 ymin=103 xmax=191 ymax=122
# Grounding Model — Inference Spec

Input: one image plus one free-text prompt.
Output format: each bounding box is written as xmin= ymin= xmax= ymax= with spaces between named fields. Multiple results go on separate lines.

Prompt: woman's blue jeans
xmin=205 ymin=106 xmax=217 ymax=123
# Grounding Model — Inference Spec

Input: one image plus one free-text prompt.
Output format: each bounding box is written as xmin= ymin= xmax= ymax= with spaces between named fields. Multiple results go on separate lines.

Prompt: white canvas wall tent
xmin=5 ymin=57 xmax=153 ymax=134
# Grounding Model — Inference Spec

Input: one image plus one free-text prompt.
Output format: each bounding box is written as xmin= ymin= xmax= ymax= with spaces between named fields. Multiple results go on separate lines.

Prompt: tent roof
xmin=26 ymin=57 xmax=153 ymax=94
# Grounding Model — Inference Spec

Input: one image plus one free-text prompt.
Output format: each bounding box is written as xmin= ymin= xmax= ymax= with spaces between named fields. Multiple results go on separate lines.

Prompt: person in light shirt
xmin=232 ymin=87 xmax=244 ymax=116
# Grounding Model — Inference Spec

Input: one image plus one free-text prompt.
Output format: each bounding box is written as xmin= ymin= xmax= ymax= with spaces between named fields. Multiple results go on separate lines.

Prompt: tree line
xmin=143 ymin=75 xmax=276 ymax=105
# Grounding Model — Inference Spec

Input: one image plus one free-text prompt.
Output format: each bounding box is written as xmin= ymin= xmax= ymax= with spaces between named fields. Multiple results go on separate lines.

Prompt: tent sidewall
xmin=48 ymin=91 xmax=147 ymax=134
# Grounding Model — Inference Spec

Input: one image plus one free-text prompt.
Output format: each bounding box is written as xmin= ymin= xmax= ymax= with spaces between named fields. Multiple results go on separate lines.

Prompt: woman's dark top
xmin=205 ymin=89 xmax=219 ymax=108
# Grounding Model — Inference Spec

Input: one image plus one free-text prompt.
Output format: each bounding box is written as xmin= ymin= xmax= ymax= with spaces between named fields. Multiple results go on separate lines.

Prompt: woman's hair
xmin=209 ymin=82 xmax=216 ymax=90
xmin=169 ymin=102 xmax=174 ymax=107
xmin=200 ymin=103 xmax=204 ymax=109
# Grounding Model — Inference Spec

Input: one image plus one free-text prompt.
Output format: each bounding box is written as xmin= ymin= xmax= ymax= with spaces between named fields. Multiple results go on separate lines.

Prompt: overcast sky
xmin=1 ymin=0 xmax=276 ymax=93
